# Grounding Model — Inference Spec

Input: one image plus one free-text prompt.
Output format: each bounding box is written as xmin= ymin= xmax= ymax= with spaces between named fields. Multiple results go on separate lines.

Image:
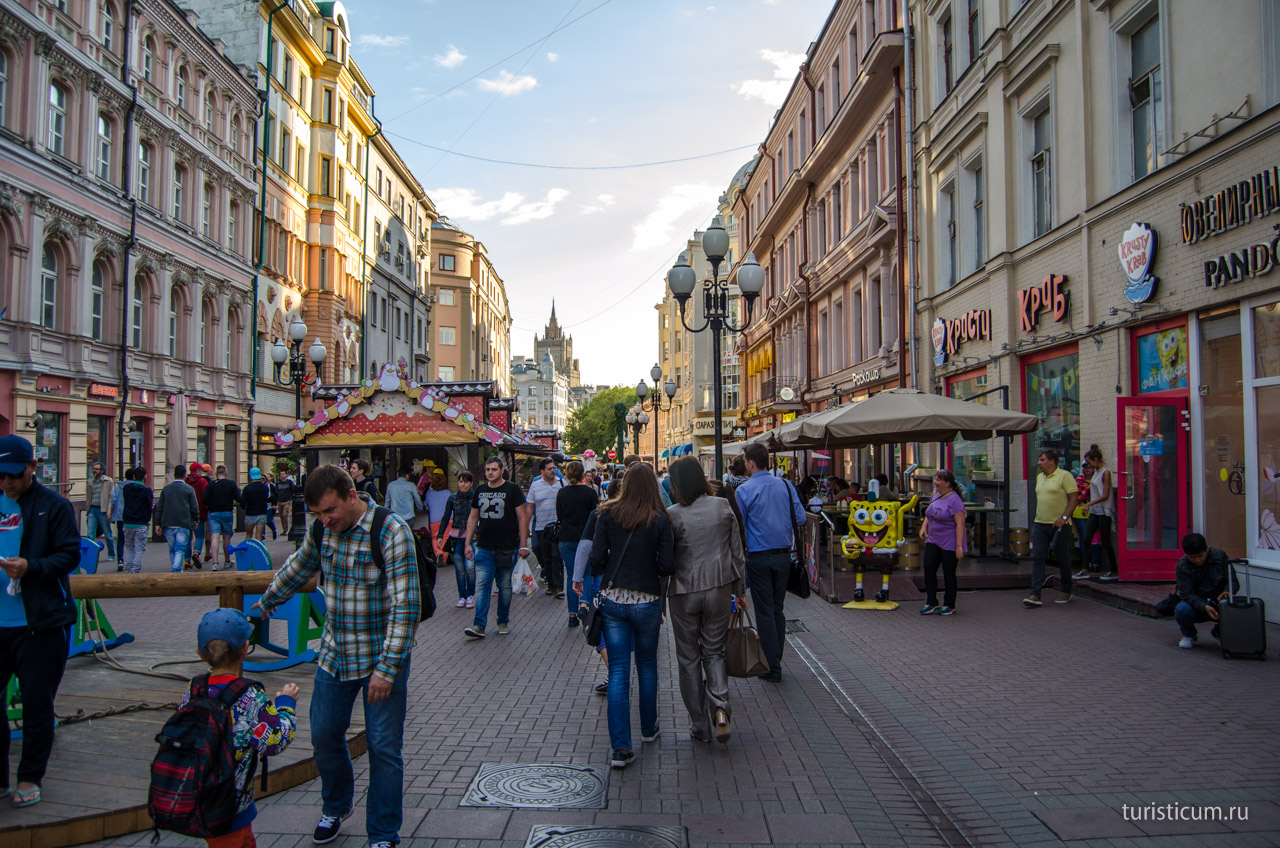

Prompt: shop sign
xmin=693 ymin=418 xmax=736 ymax=435
xmin=1181 ymin=166 xmax=1280 ymax=244
xmin=1202 ymin=232 xmax=1280 ymax=289
xmin=1018 ymin=274 xmax=1069 ymax=332
xmin=88 ymin=383 xmax=119 ymax=398
xmin=1136 ymin=327 xmax=1189 ymax=392
xmin=931 ymin=310 xmax=992 ymax=365
xmin=851 ymin=366 xmax=882 ymax=387
xmin=1119 ymin=223 xmax=1159 ymax=304
xmin=721 ymin=352 xmax=740 ymax=366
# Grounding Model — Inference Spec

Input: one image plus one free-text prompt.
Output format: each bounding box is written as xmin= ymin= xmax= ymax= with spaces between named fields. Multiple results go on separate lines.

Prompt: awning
xmin=660 ymin=448 xmax=670 ymax=458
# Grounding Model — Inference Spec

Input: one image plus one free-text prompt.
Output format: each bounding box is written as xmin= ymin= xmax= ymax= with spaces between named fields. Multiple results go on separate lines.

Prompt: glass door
xmin=1117 ymin=397 xmax=1189 ymax=580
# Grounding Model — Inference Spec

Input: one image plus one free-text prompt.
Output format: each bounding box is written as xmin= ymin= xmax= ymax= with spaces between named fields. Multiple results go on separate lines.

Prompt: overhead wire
xmin=383 ymin=134 xmax=758 ymax=171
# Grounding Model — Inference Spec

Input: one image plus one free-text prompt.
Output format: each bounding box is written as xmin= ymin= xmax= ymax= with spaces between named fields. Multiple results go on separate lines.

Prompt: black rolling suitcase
xmin=1219 ymin=559 xmax=1267 ymax=660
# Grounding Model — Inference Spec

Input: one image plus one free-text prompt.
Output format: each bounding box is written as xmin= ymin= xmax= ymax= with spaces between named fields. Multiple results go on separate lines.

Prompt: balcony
xmin=759 ymin=376 xmax=805 ymax=409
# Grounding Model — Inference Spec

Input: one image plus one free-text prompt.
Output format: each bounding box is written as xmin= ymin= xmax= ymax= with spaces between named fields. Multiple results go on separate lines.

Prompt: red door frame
xmin=1116 ymin=395 xmax=1190 ymax=581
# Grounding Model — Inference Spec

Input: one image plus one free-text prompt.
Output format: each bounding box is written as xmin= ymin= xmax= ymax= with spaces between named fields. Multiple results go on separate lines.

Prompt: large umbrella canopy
xmin=779 ymin=388 xmax=1040 ymax=449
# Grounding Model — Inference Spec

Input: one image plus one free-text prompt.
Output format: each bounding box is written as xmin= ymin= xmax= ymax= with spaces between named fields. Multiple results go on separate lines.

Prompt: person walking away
xmin=385 ymin=466 xmax=424 ymax=528
xmin=349 ymin=459 xmax=381 ymax=505
xmin=556 ymin=461 xmax=598 ymax=628
xmin=919 ymin=470 xmax=966 ymax=615
xmin=463 ymin=457 xmax=530 ymax=638
xmin=437 ymin=472 xmax=475 ymax=609
xmin=1080 ymin=445 xmax=1118 ymax=582
xmin=86 ymin=461 xmax=116 ymax=563
xmin=265 ymin=472 xmax=279 ymax=541
xmin=179 ymin=609 xmax=300 ymax=847
xmin=156 ymin=466 xmax=200 ymax=575
xmin=275 ymin=471 xmax=295 ymax=538
xmin=666 ymin=457 xmax=745 ymax=744
xmin=121 ymin=468 xmax=153 ymax=575
xmin=526 ymin=458 xmax=565 ymax=597
xmin=203 ymin=466 xmax=242 ymax=571
xmin=254 ymin=465 xmax=420 ymax=848
xmin=733 ymin=443 xmax=807 ymax=682
xmin=1024 ymin=449 xmax=1078 ymax=607
xmin=188 ymin=463 xmax=209 ymax=570
xmin=1173 ymin=533 xmax=1237 ymax=649
xmin=0 ymin=434 xmax=82 ymax=807
xmin=109 ymin=467 xmax=126 ymax=570
xmin=241 ymin=468 xmax=271 ymax=543
xmin=421 ymin=469 xmax=450 ymax=556
xmin=588 ymin=463 xmax=675 ymax=768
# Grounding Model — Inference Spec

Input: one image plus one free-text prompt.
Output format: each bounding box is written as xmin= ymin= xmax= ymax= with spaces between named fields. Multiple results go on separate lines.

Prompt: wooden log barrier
xmin=69 ymin=571 xmax=318 ymax=609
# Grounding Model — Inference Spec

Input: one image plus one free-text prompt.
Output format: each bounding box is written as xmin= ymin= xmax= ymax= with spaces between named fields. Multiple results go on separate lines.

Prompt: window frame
xmin=40 ymin=245 xmax=58 ymax=331
xmin=91 ymin=263 xmax=105 ymax=340
xmin=438 ymin=325 xmax=456 ymax=346
xmin=138 ymin=142 xmax=151 ymax=204
xmin=48 ymin=82 xmax=67 ymax=157
xmin=173 ymin=166 xmax=185 ymax=221
xmin=96 ymin=114 xmax=112 ymax=182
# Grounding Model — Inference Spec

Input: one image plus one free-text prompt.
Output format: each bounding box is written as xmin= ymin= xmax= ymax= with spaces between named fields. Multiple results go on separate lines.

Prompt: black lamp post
xmin=667 ymin=218 xmax=764 ymax=479
xmin=624 ymin=402 xmax=648 ymax=457
xmin=637 ymin=364 xmax=676 ymax=470
xmin=271 ymin=316 xmax=326 ymax=542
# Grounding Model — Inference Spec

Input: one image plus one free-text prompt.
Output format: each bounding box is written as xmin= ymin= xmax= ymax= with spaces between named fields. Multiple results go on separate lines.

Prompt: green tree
xmin=564 ymin=387 xmax=638 ymax=454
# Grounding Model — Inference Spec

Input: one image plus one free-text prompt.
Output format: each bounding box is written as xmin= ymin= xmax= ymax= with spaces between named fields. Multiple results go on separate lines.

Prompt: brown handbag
xmin=725 ymin=607 xmax=771 ymax=678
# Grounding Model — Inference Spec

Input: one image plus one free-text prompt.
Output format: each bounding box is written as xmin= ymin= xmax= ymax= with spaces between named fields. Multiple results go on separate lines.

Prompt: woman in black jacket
xmin=588 ymin=463 xmax=675 ymax=770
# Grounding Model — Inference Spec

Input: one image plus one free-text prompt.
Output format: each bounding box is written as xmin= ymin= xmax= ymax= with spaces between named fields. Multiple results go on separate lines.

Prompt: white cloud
xmin=579 ymin=194 xmax=616 ymax=215
xmin=733 ymin=48 xmax=803 ymax=106
xmin=477 ymin=70 xmax=538 ymax=96
xmin=434 ymin=45 xmax=467 ymax=69
xmin=546 ymin=52 xmax=559 ymax=62
xmin=431 ymin=187 xmax=569 ymax=226
xmin=631 ymin=184 xmax=721 ymax=251
xmin=358 ymin=34 xmax=408 ymax=48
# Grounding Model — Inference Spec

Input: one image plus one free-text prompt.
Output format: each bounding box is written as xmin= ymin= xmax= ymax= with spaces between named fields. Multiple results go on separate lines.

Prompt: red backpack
xmin=148 ymin=674 xmax=258 ymax=839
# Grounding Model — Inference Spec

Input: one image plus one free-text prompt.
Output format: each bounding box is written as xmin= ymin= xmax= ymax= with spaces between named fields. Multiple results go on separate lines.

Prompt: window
xmin=40 ymin=246 xmax=56 ymax=330
xmin=204 ymin=95 xmax=214 ymax=130
xmin=0 ymin=51 xmax=6 ymax=128
xmin=368 ymin=291 xmax=377 ymax=327
xmin=786 ymin=131 xmax=795 ymax=172
xmin=280 ymin=128 xmax=291 ymax=170
xmin=230 ymin=115 xmax=241 ymax=156
xmin=375 ymin=167 xmax=382 ymax=194
xmin=438 ymin=253 xmax=455 ymax=272
xmin=438 ymin=366 xmax=454 ymax=381
xmin=48 ymin=83 xmax=67 ymax=156
xmin=91 ymin=264 xmax=104 ymax=340
xmin=318 ymin=247 xmax=328 ymax=290
xmin=224 ymin=309 xmax=232 ymax=369
xmin=296 ymin=143 xmax=305 ymax=185
xmin=324 ymin=27 xmax=335 ymax=55
xmin=97 ymin=116 xmax=112 ymax=182
xmin=322 ymin=88 xmax=333 ymax=123
xmin=142 ymin=37 xmax=153 ymax=82
xmin=1023 ymin=348 xmax=1081 ymax=474
xmin=942 ymin=184 xmax=956 ymax=289
xmin=131 ymin=283 xmax=142 ymax=348
xmin=173 ymin=167 xmax=185 ymax=220
xmin=380 ymin=296 xmax=387 ymax=327
xmin=439 ymin=326 xmax=456 ymax=345
xmin=282 ymin=53 xmax=293 ymax=94
xmin=176 ymin=70 xmax=186 ymax=110
xmin=1130 ymin=15 xmax=1164 ymax=180
xmin=202 ymin=183 xmax=212 ymax=237
xmin=941 ymin=12 xmax=954 ymax=94
xmin=87 ymin=415 xmax=110 ymax=470
xmin=228 ymin=203 xmax=237 ymax=252
xmin=168 ymin=296 xmax=178 ymax=356
xmin=103 ymin=4 xmax=114 ymax=51
xmin=833 ymin=179 xmax=844 ymax=241
xmin=831 ymin=60 xmax=841 ymax=107
xmin=967 ymin=0 xmax=982 ymax=65
xmin=138 ymin=143 xmax=151 ymax=203
xmin=438 ymin=288 xmax=455 ymax=306
xmin=816 ymin=84 xmax=826 ymax=131
xmin=1031 ymin=107 xmax=1052 ymax=238
xmin=319 ymin=156 xmax=331 ymax=195
xmin=970 ymin=162 xmax=985 ymax=272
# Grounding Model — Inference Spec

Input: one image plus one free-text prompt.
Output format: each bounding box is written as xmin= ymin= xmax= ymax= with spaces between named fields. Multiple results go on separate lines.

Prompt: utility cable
xmin=384 ymin=133 xmax=758 ymax=171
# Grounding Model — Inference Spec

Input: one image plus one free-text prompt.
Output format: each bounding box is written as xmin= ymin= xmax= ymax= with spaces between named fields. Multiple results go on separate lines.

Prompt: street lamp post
xmin=270 ymin=316 xmax=326 ymax=542
xmin=624 ymin=403 xmax=648 ymax=457
xmin=637 ymin=364 xmax=676 ymax=470
xmin=667 ymin=217 xmax=764 ymax=479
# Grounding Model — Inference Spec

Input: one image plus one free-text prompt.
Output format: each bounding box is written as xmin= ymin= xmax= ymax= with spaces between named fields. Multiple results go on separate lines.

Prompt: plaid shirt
xmin=262 ymin=502 xmax=419 ymax=682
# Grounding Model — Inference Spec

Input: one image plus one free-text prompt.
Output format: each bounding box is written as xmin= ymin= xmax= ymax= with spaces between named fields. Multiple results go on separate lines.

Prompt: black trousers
xmin=1084 ymin=513 xmax=1117 ymax=572
xmin=0 ymin=625 xmax=69 ymax=786
xmin=923 ymin=542 xmax=959 ymax=608
xmin=535 ymin=530 xmax=562 ymax=591
xmin=746 ymin=552 xmax=790 ymax=675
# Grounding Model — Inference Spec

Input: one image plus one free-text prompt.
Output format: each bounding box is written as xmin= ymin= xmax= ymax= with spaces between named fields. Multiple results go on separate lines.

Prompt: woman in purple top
xmin=919 ymin=470 xmax=966 ymax=615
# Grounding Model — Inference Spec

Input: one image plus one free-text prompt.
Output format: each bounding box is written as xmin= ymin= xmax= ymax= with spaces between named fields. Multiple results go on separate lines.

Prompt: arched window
xmin=204 ymin=93 xmax=214 ymax=131
xmin=202 ymin=182 xmax=213 ymax=237
xmin=97 ymin=115 xmax=112 ymax=182
xmin=224 ymin=307 xmax=235 ymax=369
xmin=142 ymin=37 xmax=154 ymax=83
xmin=131 ymin=279 xmax=143 ymax=348
xmin=102 ymin=2 xmax=116 ymax=51
xmin=91 ymin=263 xmax=105 ymax=341
xmin=40 ymin=245 xmax=58 ymax=330
xmin=137 ymin=142 xmax=151 ymax=204
xmin=176 ymin=67 xmax=187 ymax=110
xmin=228 ymin=202 xmax=238 ymax=254
xmin=172 ymin=166 xmax=185 ymax=220
xmin=48 ymin=83 xmax=67 ymax=156
xmin=200 ymin=298 xmax=212 ymax=361
xmin=168 ymin=294 xmax=178 ymax=357
xmin=229 ymin=114 xmax=240 ymax=156
xmin=0 ymin=51 xmax=8 ymax=129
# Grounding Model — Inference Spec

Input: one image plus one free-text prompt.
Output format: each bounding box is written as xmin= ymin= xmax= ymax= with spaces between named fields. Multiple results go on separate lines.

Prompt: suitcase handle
xmin=1227 ymin=558 xmax=1251 ymax=602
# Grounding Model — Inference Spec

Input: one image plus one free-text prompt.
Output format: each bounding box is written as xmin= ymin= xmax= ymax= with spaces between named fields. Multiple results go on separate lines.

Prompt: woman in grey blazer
xmin=666 ymin=457 xmax=746 ymax=744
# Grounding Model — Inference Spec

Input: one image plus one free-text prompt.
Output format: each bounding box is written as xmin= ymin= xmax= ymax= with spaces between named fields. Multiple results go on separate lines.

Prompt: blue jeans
xmin=473 ymin=547 xmax=516 ymax=629
xmin=310 ymin=660 xmax=409 ymax=844
xmin=192 ymin=519 xmax=205 ymax=561
xmin=163 ymin=527 xmax=190 ymax=573
xmin=451 ymin=542 xmax=475 ymax=599
xmin=558 ymin=541 xmax=581 ymax=613
xmin=1174 ymin=601 xmax=1213 ymax=638
xmin=87 ymin=507 xmax=115 ymax=558
xmin=1030 ymin=522 xmax=1072 ymax=596
xmin=601 ymin=597 xmax=662 ymax=753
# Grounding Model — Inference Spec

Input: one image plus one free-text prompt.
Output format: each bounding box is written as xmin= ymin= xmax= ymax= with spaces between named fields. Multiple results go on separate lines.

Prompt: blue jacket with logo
xmin=13 ymin=479 xmax=80 ymax=630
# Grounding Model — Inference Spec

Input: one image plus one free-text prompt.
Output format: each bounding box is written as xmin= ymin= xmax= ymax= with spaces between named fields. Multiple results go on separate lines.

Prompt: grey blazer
xmin=667 ymin=496 xmax=746 ymax=596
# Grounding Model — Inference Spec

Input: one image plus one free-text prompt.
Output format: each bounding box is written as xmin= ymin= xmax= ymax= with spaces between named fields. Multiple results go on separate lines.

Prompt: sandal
xmin=12 ymin=785 xmax=40 ymax=807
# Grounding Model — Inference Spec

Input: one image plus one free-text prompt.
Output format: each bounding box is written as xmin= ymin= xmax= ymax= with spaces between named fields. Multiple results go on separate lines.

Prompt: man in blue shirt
xmin=734 ymin=442 xmax=807 ymax=682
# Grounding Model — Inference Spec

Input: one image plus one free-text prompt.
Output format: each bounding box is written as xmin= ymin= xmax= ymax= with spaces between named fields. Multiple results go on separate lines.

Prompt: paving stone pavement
xmin=65 ymin=539 xmax=1280 ymax=848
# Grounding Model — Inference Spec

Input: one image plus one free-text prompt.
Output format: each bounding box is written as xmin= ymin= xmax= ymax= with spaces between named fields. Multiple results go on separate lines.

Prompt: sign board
xmin=607 ymin=449 xmax=617 ymax=459
xmin=692 ymin=418 xmax=736 ymax=435
xmin=89 ymin=383 xmax=119 ymax=398
xmin=1018 ymin=274 xmax=1070 ymax=332
xmin=1119 ymin=223 xmax=1159 ymax=304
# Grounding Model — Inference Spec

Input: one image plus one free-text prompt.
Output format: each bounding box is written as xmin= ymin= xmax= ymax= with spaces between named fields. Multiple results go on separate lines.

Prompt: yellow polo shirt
xmin=1034 ymin=467 xmax=1077 ymax=524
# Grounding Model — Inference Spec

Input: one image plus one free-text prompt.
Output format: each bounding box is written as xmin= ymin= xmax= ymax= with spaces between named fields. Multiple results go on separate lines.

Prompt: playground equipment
xmin=227 ymin=540 xmax=325 ymax=672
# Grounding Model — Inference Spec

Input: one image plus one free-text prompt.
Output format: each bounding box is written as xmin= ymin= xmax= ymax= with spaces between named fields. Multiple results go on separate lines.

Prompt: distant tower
xmin=532 ymin=301 xmax=581 ymax=386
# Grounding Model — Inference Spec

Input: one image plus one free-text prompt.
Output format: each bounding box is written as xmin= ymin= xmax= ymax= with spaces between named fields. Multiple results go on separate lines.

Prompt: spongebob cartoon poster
xmin=1137 ymin=327 xmax=1188 ymax=393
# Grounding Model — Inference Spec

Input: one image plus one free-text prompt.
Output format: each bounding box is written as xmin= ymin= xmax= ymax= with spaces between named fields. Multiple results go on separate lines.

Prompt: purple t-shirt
xmin=925 ymin=491 xmax=966 ymax=552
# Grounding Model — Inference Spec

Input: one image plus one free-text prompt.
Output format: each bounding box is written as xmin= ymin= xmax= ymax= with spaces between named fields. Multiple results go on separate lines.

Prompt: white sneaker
xmin=465 ymin=596 xmax=475 ymax=608
xmin=1178 ymin=636 xmax=1195 ymax=649
xmin=456 ymin=598 xmax=467 ymax=608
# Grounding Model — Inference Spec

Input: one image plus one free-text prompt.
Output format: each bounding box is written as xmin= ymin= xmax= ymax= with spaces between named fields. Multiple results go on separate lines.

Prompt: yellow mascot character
xmin=840 ymin=480 xmax=918 ymax=602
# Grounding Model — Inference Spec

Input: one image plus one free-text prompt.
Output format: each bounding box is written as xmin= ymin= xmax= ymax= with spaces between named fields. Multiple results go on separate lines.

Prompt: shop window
xmin=1254 ymin=301 xmax=1280 ymax=378
xmin=1255 ymin=301 xmax=1280 ymax=557
xmin=1134 ymin=323 xmax=1188 ymax=393
xmin=948 ymin=369 xmax=991 ymax=499
xmin=1023 ymin=347 xmax=1080 ymax=474
xmin=87 ymin=415 xmax=111 ymax=471
xmin=1199 ymin=311 xmax=1245 ymax=559
xmin=33 ymin=412 xmax=63 ymax=487
xmin=196 ymin=425 xmax=212 ymax=466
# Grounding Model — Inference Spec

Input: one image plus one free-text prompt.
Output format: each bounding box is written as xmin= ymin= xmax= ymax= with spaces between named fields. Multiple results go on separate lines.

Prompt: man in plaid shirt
xmin=256 ymin=465 xmax=419 ymax=848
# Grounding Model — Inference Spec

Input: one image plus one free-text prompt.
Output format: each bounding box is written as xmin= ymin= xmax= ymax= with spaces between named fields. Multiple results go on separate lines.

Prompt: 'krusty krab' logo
xmin=1119 ymin=222 xmax=1159 ymax=304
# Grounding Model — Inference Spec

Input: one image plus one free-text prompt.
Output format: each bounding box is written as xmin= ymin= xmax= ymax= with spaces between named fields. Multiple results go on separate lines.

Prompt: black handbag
xmin=784 ymin=481 xmax=811 ymax=599
xmin=584 ymin=523 xmax=634 ymax=648
xmin=543 ymin=521 xmax=561 ymax=545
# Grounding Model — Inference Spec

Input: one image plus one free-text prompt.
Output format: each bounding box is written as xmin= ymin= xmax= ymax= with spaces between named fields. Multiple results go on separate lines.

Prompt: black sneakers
xmin=312 ymin=808 xmax=353 ymax=844
xmin=610 ymin=749 xmax=635 ymax=769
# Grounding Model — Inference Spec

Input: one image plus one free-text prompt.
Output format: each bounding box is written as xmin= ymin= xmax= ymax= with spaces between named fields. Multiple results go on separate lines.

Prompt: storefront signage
xmin=1202 ymin=232 xmax=1280 ymax=289
xmin=851 ymin=366 xmax=882 ymax=387
xmin=1119 ymin=223 xmax=1159 ymax=304
xmin=88 ymin=383 xmax=119 ymax=398
xmin=1136 ymin=327 xmax=1189 ymax=392
xmin=1017 ymin=274 xmax=1070 ymax=332
xmin=1180 ymin=166 xmax=1280 ymax=244
xmin=931 ymin=310 xmax=992 ymax=365
xmin=692 ymin=418 xmax=736 ymax=435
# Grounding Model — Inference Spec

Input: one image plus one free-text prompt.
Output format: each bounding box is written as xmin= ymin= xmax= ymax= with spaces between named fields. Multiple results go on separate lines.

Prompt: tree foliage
xmin=564 ymin=387 xmax=638 ymax=455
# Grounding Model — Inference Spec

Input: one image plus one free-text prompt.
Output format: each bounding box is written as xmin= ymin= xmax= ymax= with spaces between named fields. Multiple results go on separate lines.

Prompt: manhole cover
xmin=461 ymin=763 xmax=608 ymax=809
xmin=525 ymin=825 xmax=688 ymax=848
xmin=785 ymin=619 xmax=808 ymax=633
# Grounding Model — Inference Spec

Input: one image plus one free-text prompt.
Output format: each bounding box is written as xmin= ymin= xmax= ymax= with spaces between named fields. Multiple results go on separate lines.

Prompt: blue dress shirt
xmin=734 ymin=471 xmax=808 ymax=553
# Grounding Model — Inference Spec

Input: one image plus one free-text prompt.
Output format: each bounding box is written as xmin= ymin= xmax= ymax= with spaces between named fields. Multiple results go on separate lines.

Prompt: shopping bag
xmin=512 ymin=556 xmax=539 ymax=596
xmin=725 ymin=608 xmax=770 ymax=678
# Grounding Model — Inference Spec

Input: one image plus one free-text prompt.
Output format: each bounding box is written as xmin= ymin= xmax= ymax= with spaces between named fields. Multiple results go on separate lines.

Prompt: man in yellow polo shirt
xmin=1024 ymin=448 xmax=1079 ymax=607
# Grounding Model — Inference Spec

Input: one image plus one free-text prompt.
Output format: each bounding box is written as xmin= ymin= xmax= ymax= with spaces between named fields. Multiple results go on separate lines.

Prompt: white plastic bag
xmin=512 ymin=555 xmax=539 ymax=596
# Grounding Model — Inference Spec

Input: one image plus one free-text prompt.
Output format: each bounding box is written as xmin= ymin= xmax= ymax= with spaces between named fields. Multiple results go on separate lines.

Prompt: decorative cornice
xmin=0 ymin=10 xmax=33 ymax=46
xmin=44 ymin=216 xmax=76 ymax=243
xmin=0 ymin=184 xmax=24 ymax=220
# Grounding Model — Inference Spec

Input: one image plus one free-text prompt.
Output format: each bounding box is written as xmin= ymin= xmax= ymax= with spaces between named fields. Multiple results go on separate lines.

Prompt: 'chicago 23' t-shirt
xmin=473 ymin=481 xmax=526 ymax=551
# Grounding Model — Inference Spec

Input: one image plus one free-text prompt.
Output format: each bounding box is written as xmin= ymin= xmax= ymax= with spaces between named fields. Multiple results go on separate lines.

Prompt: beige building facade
xmin=429 ymin=218 xmax=511 ymax=394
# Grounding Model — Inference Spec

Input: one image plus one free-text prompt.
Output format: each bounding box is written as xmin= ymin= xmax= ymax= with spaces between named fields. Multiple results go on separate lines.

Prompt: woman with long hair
xmin=588 ymin=463 xmax=675 ymax=769
xmin=667 ymin=457 xmax=745 ymax=744
xmin=556 ymin=461 xmax=599 ymax=627
xmin=919 ymin=469 xmax=966 ymax=615
xmin=1081 ymin=445 xmax=1118 ymax=582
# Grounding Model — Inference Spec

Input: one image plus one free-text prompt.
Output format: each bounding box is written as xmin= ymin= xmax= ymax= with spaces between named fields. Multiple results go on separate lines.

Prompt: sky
xmin=348 ymin=0 xmax=834 ymax=387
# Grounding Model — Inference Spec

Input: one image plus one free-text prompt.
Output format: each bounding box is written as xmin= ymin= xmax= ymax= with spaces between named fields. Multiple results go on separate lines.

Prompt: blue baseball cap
xmin=197 ymin=608 xmax=254 ymax=653
xmin=0 ymin=435 xmax=34 ymax=475
xmin=249 ymin=467 xmax=262 ymax=480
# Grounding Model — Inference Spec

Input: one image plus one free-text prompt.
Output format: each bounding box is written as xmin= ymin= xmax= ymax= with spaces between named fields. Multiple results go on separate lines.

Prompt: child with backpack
xmin=149 ymin=609 xmax=300 ymax=847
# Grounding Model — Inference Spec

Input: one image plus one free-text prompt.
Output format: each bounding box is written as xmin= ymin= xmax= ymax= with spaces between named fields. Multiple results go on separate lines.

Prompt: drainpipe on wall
xmin=116 ymin=0 xmax=138 ymax=476
xmin=799 ymin=182 xmax=815 ymax=405
xmin=894 ymin=69 xmax=908 ymax=390
xmin=360 ymin=96 xmax=383 ymax=381
xmin=901 ymin=0 xmax=920 ymax=390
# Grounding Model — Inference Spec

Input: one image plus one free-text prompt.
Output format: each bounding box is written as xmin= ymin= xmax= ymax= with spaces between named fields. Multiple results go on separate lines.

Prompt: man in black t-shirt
xmin=463 ymin=456 xmax=529 ymax=639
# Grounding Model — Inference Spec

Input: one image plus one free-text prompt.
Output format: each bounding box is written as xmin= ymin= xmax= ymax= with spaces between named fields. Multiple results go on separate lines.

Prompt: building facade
xmin=429 ymin=218 xmax=512 ymax=395
xmin=911 ymin=0 xmax=1280 ymax=604
xmin=511 ymin=352 xmax=569 ymax=434
xmin=0 ymin=0 xmax=259 ymax=497
xmin=533 ymin=301 xmax=580 ymax=387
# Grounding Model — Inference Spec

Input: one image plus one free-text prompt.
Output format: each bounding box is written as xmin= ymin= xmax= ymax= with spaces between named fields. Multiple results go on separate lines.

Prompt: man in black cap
xmin=0 ymin=434 xmax=80 ymax=807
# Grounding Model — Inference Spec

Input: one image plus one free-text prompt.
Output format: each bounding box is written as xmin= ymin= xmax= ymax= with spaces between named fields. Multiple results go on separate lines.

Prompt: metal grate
xmin=461 ymin=763 xmax=608 ymax=809
xmin=785 ymin=619 xmax=808 ymax=634
xmin=524 ymin=825 xmax=688 ymax=848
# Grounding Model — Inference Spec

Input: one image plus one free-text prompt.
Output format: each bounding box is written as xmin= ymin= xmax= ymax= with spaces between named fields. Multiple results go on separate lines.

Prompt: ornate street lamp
xmin=270 ymin=315 xmax=326 ymax=542
xmin=638 ymin=363 xmax=676 ymax=469
xmin=667 ymin=217 xmax=764 ymax=478
xmin=624 ymin=402 xmax=649 ymax=457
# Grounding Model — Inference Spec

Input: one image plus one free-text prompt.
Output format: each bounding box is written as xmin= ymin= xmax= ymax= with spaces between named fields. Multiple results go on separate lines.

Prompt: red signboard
xmin=89 ymin=383 xmax=119 ymax=398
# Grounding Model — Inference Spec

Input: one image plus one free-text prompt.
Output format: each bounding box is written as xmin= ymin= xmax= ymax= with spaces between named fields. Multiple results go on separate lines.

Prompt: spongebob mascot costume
xmin=840 ymin=479 xmax=918 ymax=603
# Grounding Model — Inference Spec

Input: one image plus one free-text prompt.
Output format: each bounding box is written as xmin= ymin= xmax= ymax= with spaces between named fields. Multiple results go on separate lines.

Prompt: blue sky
xmin=348 ymin=0 xmax=833 ymax=386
